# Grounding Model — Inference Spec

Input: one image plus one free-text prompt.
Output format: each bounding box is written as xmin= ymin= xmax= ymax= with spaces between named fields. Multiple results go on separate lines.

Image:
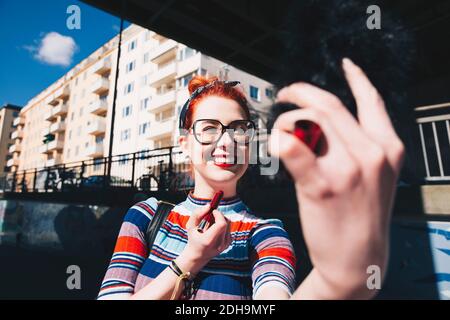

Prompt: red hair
xmin=182 ymin=75 xmax=251 ymax=130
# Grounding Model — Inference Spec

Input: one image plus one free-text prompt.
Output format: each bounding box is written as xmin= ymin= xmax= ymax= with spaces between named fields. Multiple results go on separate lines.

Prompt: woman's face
xmin=179 ymin=95 xmax=250 ymax=186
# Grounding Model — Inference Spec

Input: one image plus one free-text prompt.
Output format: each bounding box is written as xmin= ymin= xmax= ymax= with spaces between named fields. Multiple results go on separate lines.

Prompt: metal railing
xmin=1 ymin=132 xmax=299 ymax=195
xmin=1 ymin=146 xmax=194 ymax=194
xmin=415 ymin=103 xmax=450 ymax=182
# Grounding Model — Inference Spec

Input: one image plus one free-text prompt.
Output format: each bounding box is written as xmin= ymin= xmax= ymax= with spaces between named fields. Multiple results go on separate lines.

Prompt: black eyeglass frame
xmin=189 ymin=118 xmax=256 ymax=145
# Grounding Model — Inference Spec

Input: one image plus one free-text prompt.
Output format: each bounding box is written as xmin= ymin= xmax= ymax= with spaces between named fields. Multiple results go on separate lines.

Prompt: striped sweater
xmin=97 ymin=192 xmax=296 ymax=300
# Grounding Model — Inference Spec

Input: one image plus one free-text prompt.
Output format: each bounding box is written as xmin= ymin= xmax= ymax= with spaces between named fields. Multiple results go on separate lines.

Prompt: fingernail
xmin=342 ymin=57 xmax=351 ymax=67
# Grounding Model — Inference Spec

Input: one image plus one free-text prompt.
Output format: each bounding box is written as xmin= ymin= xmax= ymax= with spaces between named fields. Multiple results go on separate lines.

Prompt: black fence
xmin=1 ymin=140 xmax=297 ymax=198
xmin=1 ymin=146 xmax=195 ymax=194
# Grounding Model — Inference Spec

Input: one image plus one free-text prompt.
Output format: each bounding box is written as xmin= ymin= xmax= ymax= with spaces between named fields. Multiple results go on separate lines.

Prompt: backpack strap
xmin=145 ymin=200 xmax=175 ymax=251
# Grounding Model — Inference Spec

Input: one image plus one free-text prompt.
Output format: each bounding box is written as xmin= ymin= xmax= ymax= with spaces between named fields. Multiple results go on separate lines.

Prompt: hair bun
xmin=188 ymin=75 xmax=219 ymax=95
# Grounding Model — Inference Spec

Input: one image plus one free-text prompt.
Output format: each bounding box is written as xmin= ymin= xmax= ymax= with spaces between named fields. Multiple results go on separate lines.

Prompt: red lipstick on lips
xmin=212 ymin=153 xmax=236 ymax=168
xmin=214 ymin=163 xmax=235 ymax=168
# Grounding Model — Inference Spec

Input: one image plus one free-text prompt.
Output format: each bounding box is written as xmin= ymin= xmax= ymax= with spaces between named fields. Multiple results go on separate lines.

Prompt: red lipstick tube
xmin=197 ymin=190 xmax=224 ymax=233
xmin=293 ymin=120 xmax=323 ymax=154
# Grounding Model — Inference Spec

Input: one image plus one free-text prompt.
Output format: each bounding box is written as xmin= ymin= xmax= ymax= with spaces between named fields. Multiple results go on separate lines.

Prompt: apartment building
xmin=0 ymin=104 xmax=22 ymax=173
xmin=8 ymin=24 xmax=275 ymax=174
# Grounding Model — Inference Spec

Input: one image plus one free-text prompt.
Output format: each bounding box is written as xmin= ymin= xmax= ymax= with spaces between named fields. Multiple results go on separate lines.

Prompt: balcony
xmin=53 ymin=103 xmax=69 ymax=116
xmin=147 ymin=119 xmax=175 ymax=139
xmin=49 ymin=121 xmax=66 ymax=133
xmin=9 ymin=144 xmax=21 ymax=153
xmin=40 ymin=139 xmax=64 ymax=154
xmin=177 ymin=52 xmax=201 ymax=77
xmin=149 ymin=39 xmax=177 ymax=64
xmin=147 ymin=62 xmax=176 ymax=87
xmin=45 ymin=156 xmax=62 ymax=167
xmin=86 ymin=117 xmax=106 ymax=135
xmin=88 ymin=99 xmax=108 ymax=115
xmin=92 ymin=78 xmax=110 ymax=95
xmin=91 ymin=58 xmax=111 ymax=75
xmin=47 ymin=139 xmax=64 ymax=152
xmin=13 ymin=117 xmax=25 ymax=126
xmin=6 ymin=158 xmax=19 ymax=167
xmin=44 ymin=109 xmax=56 ymax=121
xmin=54 ymin=86 xmax=70 ymax=100
xmin=11 ymin=129 xmax=24 ymax=140
xmin=149 ymin=90 xmax=176 ymax=113
xmin=86 ymin=143 xmax=104 ymax=157
xmin=45 ymin=93 xmax=59 ymax=106
xmin=41 ymin=127 xmax=51 ymax=137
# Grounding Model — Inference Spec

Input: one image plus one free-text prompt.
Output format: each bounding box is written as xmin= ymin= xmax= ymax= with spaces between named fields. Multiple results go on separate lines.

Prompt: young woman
xmin=97 ymin=58 xmax=404 ymax=300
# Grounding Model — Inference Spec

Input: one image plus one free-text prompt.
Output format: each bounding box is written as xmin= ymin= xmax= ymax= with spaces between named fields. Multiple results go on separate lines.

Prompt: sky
xmin=0 ymin=0 xmax=131 ymax=107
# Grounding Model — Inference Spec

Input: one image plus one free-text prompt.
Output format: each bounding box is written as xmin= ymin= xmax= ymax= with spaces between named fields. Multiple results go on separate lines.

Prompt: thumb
xmin=186 ymin=203 xmax=211 ymax=230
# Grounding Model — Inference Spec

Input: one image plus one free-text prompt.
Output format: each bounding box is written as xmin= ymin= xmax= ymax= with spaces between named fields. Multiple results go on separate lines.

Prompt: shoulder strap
xmin=145 ymin=200 xmax=175 ymax=251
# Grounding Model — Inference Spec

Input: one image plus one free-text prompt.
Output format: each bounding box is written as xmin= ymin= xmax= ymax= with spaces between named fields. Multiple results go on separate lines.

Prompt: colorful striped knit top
xmin=97 ymin=192 xmax=296 ymax=300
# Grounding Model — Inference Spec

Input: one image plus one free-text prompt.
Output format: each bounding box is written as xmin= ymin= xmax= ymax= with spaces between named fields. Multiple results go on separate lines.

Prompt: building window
xmin=95 ymin=135 xmax=104 ymax=144
xmin=141 ymin=74 xmax=148 ymax=86
xmin=93 ymin=158 xmax=103 ymax=171
xmin=123 ymin=82 xmax=134 ymax=95
xmin=128 ymin=39 xmax=137 ymax=52
xmin=249 ymin=85 xmax=260 ymax=101
xmin=79 ymin=107 xmax=83 ymax=117
xmin=140 ymin=97 xmax=150 ymax=111
xmin=139 ymin=122 xmax=150 ymax=135
xmin=75 ymin=145 xmax=79 ymax=156
xmin=119 ymin=154 xmax=129 ymax=165
xmin=122 ymin=105 xmax=133 ymax=118
xmin=137 ymin=150 xmax=147 ymax=160
xmin=265 ymin=88 xmax=274 ymax=99
xmin=120 ymin=129 xmax=131 ymax=141
xmin=126 ymin=60 xmax=136 ymax=73
xmin=77 ymin=126 xmax=81 ymax=136
xmin=144 ymin=30 xmax=151 ymax=42
xmin=177 ymin=72 xmax=195 ymax=88
xmin=143 ymin=52 xmax=149 ymax=63
xmin=178 ymin=47 xmax=196 ymax=61
xmin=71 ymin=112 xmax=75 ymax=121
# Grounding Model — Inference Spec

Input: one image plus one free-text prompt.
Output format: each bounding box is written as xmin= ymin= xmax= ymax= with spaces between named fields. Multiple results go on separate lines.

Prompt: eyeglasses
xmin=178 ymin=80 xmax=241 ymax=133
xmin=190 ymin=119 xmax=256 ymax=145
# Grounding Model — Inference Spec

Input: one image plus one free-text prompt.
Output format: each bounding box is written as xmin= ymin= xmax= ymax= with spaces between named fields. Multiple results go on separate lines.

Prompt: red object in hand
xmin=293 ymin=120 xmax=323 ymax=154
xmin=197 ymin=190 xmax=224 ymax=232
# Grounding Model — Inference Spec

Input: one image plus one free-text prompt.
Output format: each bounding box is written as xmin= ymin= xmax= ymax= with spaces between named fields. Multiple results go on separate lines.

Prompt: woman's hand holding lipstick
xmin=269 ymin=58 xmax=405 ymax=299
xmin=176 ymin=200 xmax=232 ymax=276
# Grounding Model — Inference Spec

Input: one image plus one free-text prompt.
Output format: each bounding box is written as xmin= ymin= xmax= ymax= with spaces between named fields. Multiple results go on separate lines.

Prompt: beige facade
xmin=7 ymin=24 xmax=274 ymax=174
xmin=0 ymin=104 xmax=22 ymax=173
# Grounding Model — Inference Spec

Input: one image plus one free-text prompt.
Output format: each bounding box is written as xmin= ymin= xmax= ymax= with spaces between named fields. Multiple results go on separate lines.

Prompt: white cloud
xmin=26 ymin=32 xmax=78 ymax=67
